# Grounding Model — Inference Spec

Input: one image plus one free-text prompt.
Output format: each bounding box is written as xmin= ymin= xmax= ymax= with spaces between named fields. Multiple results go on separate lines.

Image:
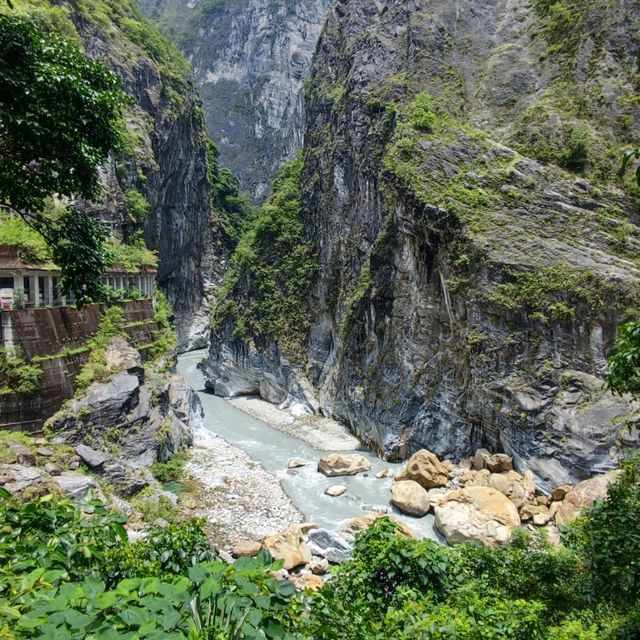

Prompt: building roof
xmin=0 ymin=246 xmax=157 ymax=275
xmin=0 ymin=246 xmax=55 ymax=272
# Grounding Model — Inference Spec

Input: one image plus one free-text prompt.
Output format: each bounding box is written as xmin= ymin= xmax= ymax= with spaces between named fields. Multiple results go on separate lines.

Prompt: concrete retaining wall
xmin=0 ymin=300 xmax=161 ymax=432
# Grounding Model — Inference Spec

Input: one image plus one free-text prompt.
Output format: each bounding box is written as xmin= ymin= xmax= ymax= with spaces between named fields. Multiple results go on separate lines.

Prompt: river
xmin=177 ymin=350 xmax=439 ymax=540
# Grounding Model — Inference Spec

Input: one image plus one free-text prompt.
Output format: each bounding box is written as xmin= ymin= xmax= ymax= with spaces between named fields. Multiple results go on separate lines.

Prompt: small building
xmin=0 ymin=245 xmax=157 ymax=348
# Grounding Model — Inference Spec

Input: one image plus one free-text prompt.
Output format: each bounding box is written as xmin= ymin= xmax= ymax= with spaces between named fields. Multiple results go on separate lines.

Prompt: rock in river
xmin=318 ymin=454 xmax=371 ymax=477
xmin=390 ymin=480 xmax=430 ymax=517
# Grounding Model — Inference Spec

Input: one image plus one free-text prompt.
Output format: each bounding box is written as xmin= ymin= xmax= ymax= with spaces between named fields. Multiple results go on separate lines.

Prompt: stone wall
xmin=0 ymin=301 xmax=161 ymax=433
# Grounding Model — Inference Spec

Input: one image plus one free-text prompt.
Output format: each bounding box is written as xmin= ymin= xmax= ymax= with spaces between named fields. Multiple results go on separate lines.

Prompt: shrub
xmin=151 ymin=452 xmax=186 ymax=484
xmin=13 ymin=554 xmax=302 ymax=640
xmin=0 ymin=490 xmax=127 ymax=601
xmin=0 ymin=347 xmax=42 ymax=395
xmin=410 ymin=92 xmax=438 ymax=133
xmin=74 ymin=306 xmax=125 ymax=391
xmin=103 ymin=520 xmax=214 ymax=585
xmin=566 ymin=453 xmax=640 ymax=606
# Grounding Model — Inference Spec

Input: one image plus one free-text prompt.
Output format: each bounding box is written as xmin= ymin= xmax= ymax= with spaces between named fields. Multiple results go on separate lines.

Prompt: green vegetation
xmin=0 ymin=347 xmax=42 ymax=395
xmin=0 ymin=213 xmax=49 ymax=264
xmin=107 ymin=233 xmax=159 ymax=271
xmin=74 ymin=306 xmax=126 ymax=391
xmin=212 ymin=154 xmax=316 ymax=359
xmin=488 ymin=262 xmax=620 ymax=322
xmin=207 ymin=140 xmax=256 ymax=240
xmin=0 ymin=13 xmax=127 ymax=215
xmin=144 ymin=290 xmax=177 ymax=360
xmin=151 ymin=451 xmax=187 ymax=484
xmin=0 ymin=491 xmax=299 ymax=639
xmin=48 ymin=207 xmax=111 ymax=306
xmin=341 ymin=261 xmax=372 ymax=335
xmin=102 ymin=520 xmax=214 ymax=584
xmin=533 ymin=0 xmax=595 ymax=60
xmin=123 ymin=188 xmax=151 ymax=223
xmin=2 ymin=454 xmax=640 ymax=638
xmin=622 ymin=148 xmax=640 ymax=188
xmin=606 ymin=322 xmax=640 ymax=398
xmin=0 ymin=13 xmax=127 ymax=304
xmin=410 ymin=92 xmax=437 ymax=134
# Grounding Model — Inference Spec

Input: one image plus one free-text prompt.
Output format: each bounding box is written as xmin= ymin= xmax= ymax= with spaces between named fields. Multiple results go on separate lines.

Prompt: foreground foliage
xmin=1 ymin=457 xmax=638 ymax=638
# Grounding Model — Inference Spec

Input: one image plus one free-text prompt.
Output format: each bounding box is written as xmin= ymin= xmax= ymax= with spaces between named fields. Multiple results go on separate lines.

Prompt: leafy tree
xmin=566 ymin=453 xmax=640 ymax=606
xmin=606 ymin=322 xmax=640 ymax=398
xmin=207 ymin=140 xmax=256 ymax=239
xmin=0 ymin=14 xmax=128 ymax=302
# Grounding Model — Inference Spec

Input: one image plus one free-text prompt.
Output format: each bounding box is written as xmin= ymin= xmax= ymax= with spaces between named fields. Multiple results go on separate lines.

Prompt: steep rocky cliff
xmin=138 ymin=0 xmax=330 ymax=200
xmin=205 ymin=0 xmax=640 ymax=491
xmin=14 ymin=0 xmax=219 ymax=349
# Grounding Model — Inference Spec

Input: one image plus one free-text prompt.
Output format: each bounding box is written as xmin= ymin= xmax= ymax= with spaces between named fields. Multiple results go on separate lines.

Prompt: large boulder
xmin=342 ymin=513 xmax=416 ymax=539
xmin=390 ymin=480 xmax=430 ymax=516
xmin=318 ymin=454 xmax=371 ymax=477
xmin=52 ymin=472 xmax=103 ymax=501
xmin=434 ymin=487 xmax=521 ymax=546
xmin=0 ymin=464 xmax=46 ymax=495
xmin=488 ymin=470 xmax=536 ymax=508
xmin=555 ymin=471 xmax=619 ymax=527
xmin=233 ymin=540 xmax=262 ymax=558
xmin=263 ymin=525 xmax=312 ymax=570
xmin=473 ymin=449 xmax=513 ymax=473
xmin=75 ymin=444 xmax=109 ymax=469
xmin=395 ymin=449 xmax=449 ymax=489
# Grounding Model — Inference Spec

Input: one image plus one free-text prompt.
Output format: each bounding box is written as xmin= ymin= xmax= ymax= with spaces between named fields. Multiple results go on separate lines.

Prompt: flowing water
xmin=177 ymin=350 xmax=440 ymax=540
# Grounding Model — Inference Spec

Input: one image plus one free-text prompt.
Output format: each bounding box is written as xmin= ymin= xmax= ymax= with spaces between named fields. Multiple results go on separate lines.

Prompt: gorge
xmin=1 ymin=0 xmax=640 ymax=637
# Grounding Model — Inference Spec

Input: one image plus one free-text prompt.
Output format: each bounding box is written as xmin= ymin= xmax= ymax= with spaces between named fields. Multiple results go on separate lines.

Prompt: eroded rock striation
xmin=205 ymin=0 xmax=640 ymax=490
xmin=139 ymin=0 xmax=331 ymax=200
xmin=53 ymin=1 xmax=223 ymax=349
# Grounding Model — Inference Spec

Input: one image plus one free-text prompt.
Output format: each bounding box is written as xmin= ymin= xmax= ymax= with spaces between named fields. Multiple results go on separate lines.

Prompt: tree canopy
xmin=0 ymin=13 xmax=128 ymax=303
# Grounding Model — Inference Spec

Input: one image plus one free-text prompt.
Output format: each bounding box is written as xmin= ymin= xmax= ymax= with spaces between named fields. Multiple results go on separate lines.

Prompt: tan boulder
xmin=395 ymin=449 xmax=449 ymax=489
xmin=325 ymin=485 xmax=347 ymax=497
xmin=465 ymin=468 xmax=491 ymax=487
xmin=442 ymin=460 xmax=456 ymax=475
xmin=533 ymin=512 xmax=552 ymax=526
xmin=426 ymin=487 xmax=449 ymax=508
xmin=488 ymin=470 xmax=536 ymax=508
xmin=342 ymin=513 xmax=416 ymax=539
xmin=519 ymin=504 xmax=548 ymax=523
xmin=318 ymin=454 xmax=371 ymax=477
xmin=390 ymin=480 xmax=430 ymax=517
xmin=434 ymin=487 xmax=521 ymax=546
xmin=291 ymin=573 xmax=324 ymax=591
xmin=232 ymin=540 xmax=262 ymax=558
xmin=548 ymin=501 xmax=563 ymax=519
xmin=309 ymin=557 xmax=329 ymax=575
xmin=536 ymin=496 xmax=550 ymax=507
xmin=555 ymin=472 xmax=619 ymax=527
xmin=473 ymin=449 xmax=513 ymax=473
xmin=263 ymin=526 xmax=312 ymax=570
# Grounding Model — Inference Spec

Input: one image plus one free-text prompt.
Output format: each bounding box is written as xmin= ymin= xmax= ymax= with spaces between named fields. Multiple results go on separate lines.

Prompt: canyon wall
xmin=139 ymin=0 xmax=331 ymax=200
xmin=204 ymin=0 xmax=640 ymax=491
